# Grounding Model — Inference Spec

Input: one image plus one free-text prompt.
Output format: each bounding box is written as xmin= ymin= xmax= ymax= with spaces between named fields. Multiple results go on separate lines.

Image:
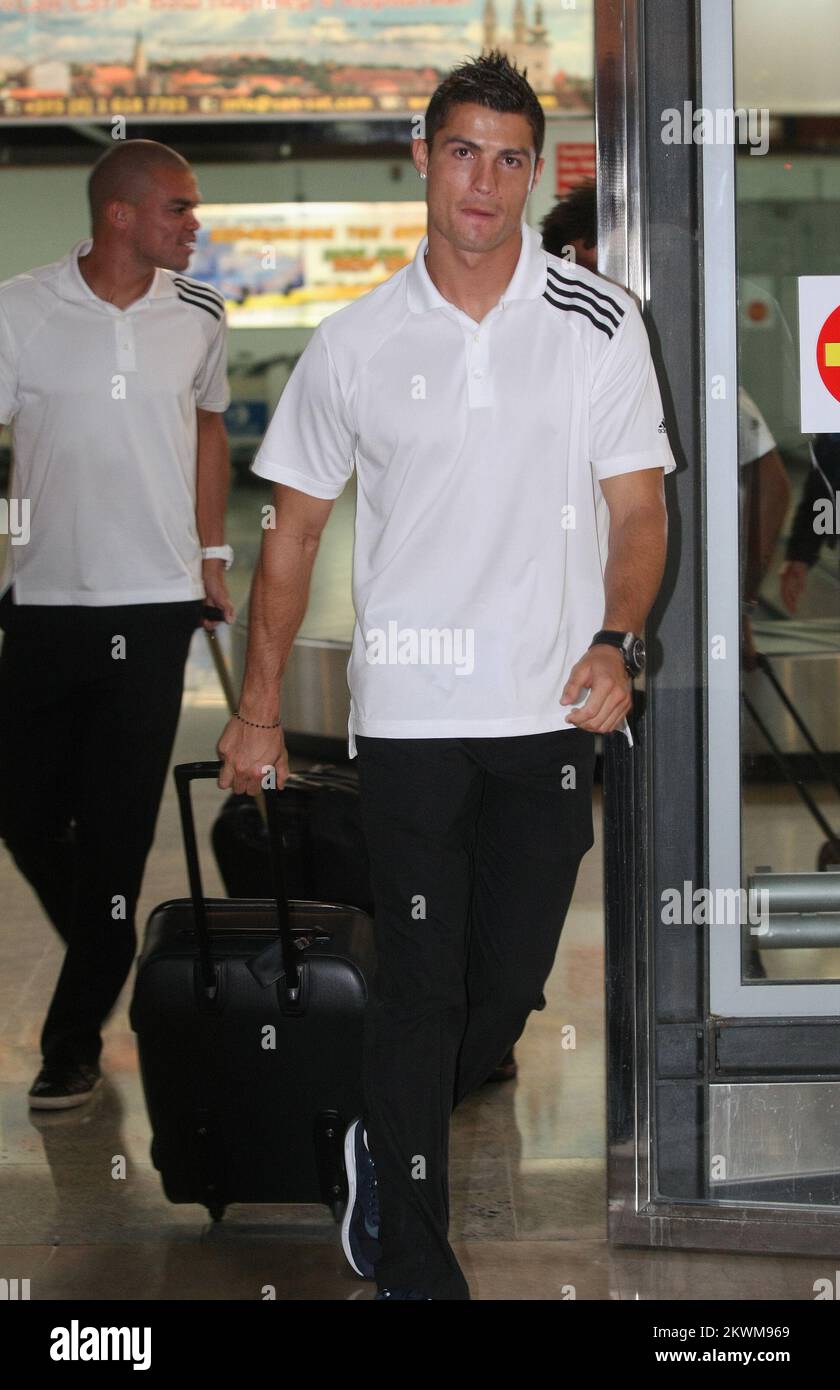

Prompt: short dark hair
xmin=540 ymin=180 xmax=597 ymax=257
xmin=423 ymin=50 xmax=545 ymax=161
xmin=87 ymin=139 xmax=190 ymax=227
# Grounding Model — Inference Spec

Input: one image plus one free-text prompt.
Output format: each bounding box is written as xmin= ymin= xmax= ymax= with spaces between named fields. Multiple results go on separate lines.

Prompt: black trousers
xmin=0 ymin=586 xmax=200 ymax=1070
xmin=354 ymin=727 xmax=596 ymax=1300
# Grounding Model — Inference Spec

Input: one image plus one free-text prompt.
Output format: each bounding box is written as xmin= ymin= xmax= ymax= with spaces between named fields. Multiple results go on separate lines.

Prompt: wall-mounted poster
xmin=190 ymin=201 xmax=428 ymax=327
xmin=0 ymin=0 xmax=593 ymax=123
xmin=555 ymin=140 xmax=594 ymax=194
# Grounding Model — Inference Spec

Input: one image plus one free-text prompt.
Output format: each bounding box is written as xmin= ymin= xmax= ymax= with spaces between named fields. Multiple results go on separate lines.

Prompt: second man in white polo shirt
xmin=0 ymin=139 xmax=234 ymax=1111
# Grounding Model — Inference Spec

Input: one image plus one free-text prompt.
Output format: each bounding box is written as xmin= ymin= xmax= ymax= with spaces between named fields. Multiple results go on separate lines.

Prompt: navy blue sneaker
xmin=341 ymin=1118 xmax=381 ymax=1279
xmin=375 ymin=1288 xmax=433 ymax=1300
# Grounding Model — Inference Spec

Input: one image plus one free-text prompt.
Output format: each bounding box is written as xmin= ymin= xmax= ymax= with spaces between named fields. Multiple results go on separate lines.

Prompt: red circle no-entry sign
xmin=816 ymin=303 xmax=840 ymax=403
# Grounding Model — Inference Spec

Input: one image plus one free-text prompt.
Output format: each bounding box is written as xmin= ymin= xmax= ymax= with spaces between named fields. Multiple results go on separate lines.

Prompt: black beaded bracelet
xmin=234 ymin=710 xmax=281 ymax=729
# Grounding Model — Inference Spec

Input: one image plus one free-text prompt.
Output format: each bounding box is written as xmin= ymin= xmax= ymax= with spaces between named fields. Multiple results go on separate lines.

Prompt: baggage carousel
xmin=744 ymin=618 xmax=840 ymax=762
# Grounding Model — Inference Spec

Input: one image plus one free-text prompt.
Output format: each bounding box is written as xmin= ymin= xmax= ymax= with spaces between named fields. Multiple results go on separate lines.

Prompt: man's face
xmin=120 ymin=164 xmax=201 ymax=272
xmin=413 ymin=102 xmax=543 ymax=255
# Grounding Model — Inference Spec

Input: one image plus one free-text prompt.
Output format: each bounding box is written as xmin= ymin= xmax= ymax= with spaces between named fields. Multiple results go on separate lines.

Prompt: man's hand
xmin=201 ymin=558 xmax=236 ymax=630
xmin=560 ymin=645 xmax=632 ymax=733
xmin=217 ymin=716 xmax=289 ymax=797
xmin=779 ymin=560 xmax=808 ymax=615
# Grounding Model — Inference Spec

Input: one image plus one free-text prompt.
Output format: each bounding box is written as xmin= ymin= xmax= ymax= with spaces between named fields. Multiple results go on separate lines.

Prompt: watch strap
xmin=201 ymin=545 xmax=234 ymax=571
xmin=590 ymin=629 xmax=644 ymax=677
xmin=590 ymin=629 xmax=627 ymax=650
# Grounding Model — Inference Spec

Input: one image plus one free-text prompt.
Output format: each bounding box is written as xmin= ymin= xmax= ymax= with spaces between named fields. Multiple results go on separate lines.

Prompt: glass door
xmin=707 ymin=0 xmax=840 ymax=1018
xmin=601 ymin=0 xmax=840 ymax=1251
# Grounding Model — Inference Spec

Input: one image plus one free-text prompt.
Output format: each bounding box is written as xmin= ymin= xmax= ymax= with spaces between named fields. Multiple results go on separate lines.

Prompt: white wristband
xmin=201 ymin=545 xmax=234 ymax=571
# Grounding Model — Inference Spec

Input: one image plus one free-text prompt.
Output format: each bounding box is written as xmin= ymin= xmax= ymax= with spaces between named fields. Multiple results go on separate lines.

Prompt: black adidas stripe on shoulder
xmin=173 ymin=275 xmax=225 ymax=310
xmin=546 ymin=264 xmax=626 ymax=317
xmin=175 ymin=289 xmax=222 ymax=321
xmin=543 ymin=265 xmax=625 ymax=339
xmin=173 ymin=276 xmax=225 ymax=320
xmin=543 ymin=288 xmax=615 ymax=338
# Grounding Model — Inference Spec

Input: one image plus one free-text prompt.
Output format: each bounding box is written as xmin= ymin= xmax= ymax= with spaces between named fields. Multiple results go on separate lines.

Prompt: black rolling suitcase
xmin=129 ymin=760 xmax=376 ymax=1223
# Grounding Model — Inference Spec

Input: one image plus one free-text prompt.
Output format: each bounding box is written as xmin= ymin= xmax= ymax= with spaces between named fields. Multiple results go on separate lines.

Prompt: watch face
xmin=630 ymin=637 xmax=646 ymax=673
xmin=620 ymin=634 xmax=645 ymax=673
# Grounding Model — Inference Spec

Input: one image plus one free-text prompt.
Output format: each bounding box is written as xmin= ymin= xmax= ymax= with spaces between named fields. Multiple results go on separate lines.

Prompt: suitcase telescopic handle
xmin=173 ymin=761 xmax=302 ymax=998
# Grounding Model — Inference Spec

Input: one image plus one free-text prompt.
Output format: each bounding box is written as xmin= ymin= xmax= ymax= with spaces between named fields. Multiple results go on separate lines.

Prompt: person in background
xmin=780 ymin=435 xmax=840 ymax=614
xmin=737 ymin=388 xmax=791 ymax=667
xmin=541 ymin=178 xmax=599 ymax=273
xmin=0 ymin=139 xmax=235 ymax=1110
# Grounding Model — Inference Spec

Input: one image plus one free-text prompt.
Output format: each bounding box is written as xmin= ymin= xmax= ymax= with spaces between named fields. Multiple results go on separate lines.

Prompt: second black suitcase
xmin=211 ymin=765 xmax=375 ymax=914
xmin=130 ymin=760 xmax=377 ymax=1223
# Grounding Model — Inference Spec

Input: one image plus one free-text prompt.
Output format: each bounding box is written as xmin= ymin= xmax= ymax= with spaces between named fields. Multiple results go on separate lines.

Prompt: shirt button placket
xmin=468 ymin=323 xmax=491 ymax=408
xmin=115 ymin=317 xmax=136 ymax=374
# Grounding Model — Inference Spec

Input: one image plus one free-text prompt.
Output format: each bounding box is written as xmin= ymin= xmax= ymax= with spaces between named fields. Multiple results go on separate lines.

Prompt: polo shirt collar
xmin=406 ymin=220 xmax=546 ymax=315
xmin=54 ymin=238 xmax=173 ymax=308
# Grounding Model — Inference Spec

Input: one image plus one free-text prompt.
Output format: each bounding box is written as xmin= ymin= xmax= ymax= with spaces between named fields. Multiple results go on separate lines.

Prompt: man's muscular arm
xmin=561 ymin=467 xmax=668 ymax=734
xmin=217 ymin=483 xmax=335 ymax=795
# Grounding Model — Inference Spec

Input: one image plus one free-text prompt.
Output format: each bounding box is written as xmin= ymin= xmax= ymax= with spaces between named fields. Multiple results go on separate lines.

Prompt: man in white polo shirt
xmin=218 ymin=52 xmax=674 ymax=1299
xmin=0 ymin=139 xmax=234 ymax=1109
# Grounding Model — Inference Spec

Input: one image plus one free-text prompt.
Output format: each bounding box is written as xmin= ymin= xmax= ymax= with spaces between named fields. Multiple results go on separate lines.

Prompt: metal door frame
xmin=599 ymin=0 xmax=840 ymax=1253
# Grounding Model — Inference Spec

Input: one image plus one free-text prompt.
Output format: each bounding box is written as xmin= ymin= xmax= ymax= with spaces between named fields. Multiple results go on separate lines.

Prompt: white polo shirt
xmin=252 ymin=220 xmax=676 ymax=758
xmin=737 ymin=387 xmax=776 ymax=593
xmin=0 ymin=238 xmax=230 ymax=606
xmin=738 ymin=387 xmax=775 ymax=467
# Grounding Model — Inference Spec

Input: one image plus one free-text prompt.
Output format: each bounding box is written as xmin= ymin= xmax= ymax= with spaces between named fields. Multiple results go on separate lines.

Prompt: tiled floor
xmin=1 ymin=482 xmax=839 ymax=1300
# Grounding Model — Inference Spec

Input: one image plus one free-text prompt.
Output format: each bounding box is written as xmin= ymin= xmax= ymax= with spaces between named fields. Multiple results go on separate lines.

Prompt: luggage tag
xmin=247 ymin=929 xmax=329 ymax=988
xmin=247 ymin=939 xmax=287 ymax=988
xmin=246 ymin=938 xmax=308 ymax=1012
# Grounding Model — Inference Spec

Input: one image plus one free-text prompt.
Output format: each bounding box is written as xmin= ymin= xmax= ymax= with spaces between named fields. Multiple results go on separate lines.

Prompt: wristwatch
xmin=201 ymin=545 xmax=234 ymax=571
xmin=590 ymin=629 xmax=646 ymax=677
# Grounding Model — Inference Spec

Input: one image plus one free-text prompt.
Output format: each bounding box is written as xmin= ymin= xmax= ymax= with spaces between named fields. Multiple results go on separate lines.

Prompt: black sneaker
xmin=28 ymin=1062 xmax=102 ymax=1110
xmin=341 ymin=1117 xmax=381 ymax=1278
xmin=375 ymin=1288 xmax=433 ymax=1300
